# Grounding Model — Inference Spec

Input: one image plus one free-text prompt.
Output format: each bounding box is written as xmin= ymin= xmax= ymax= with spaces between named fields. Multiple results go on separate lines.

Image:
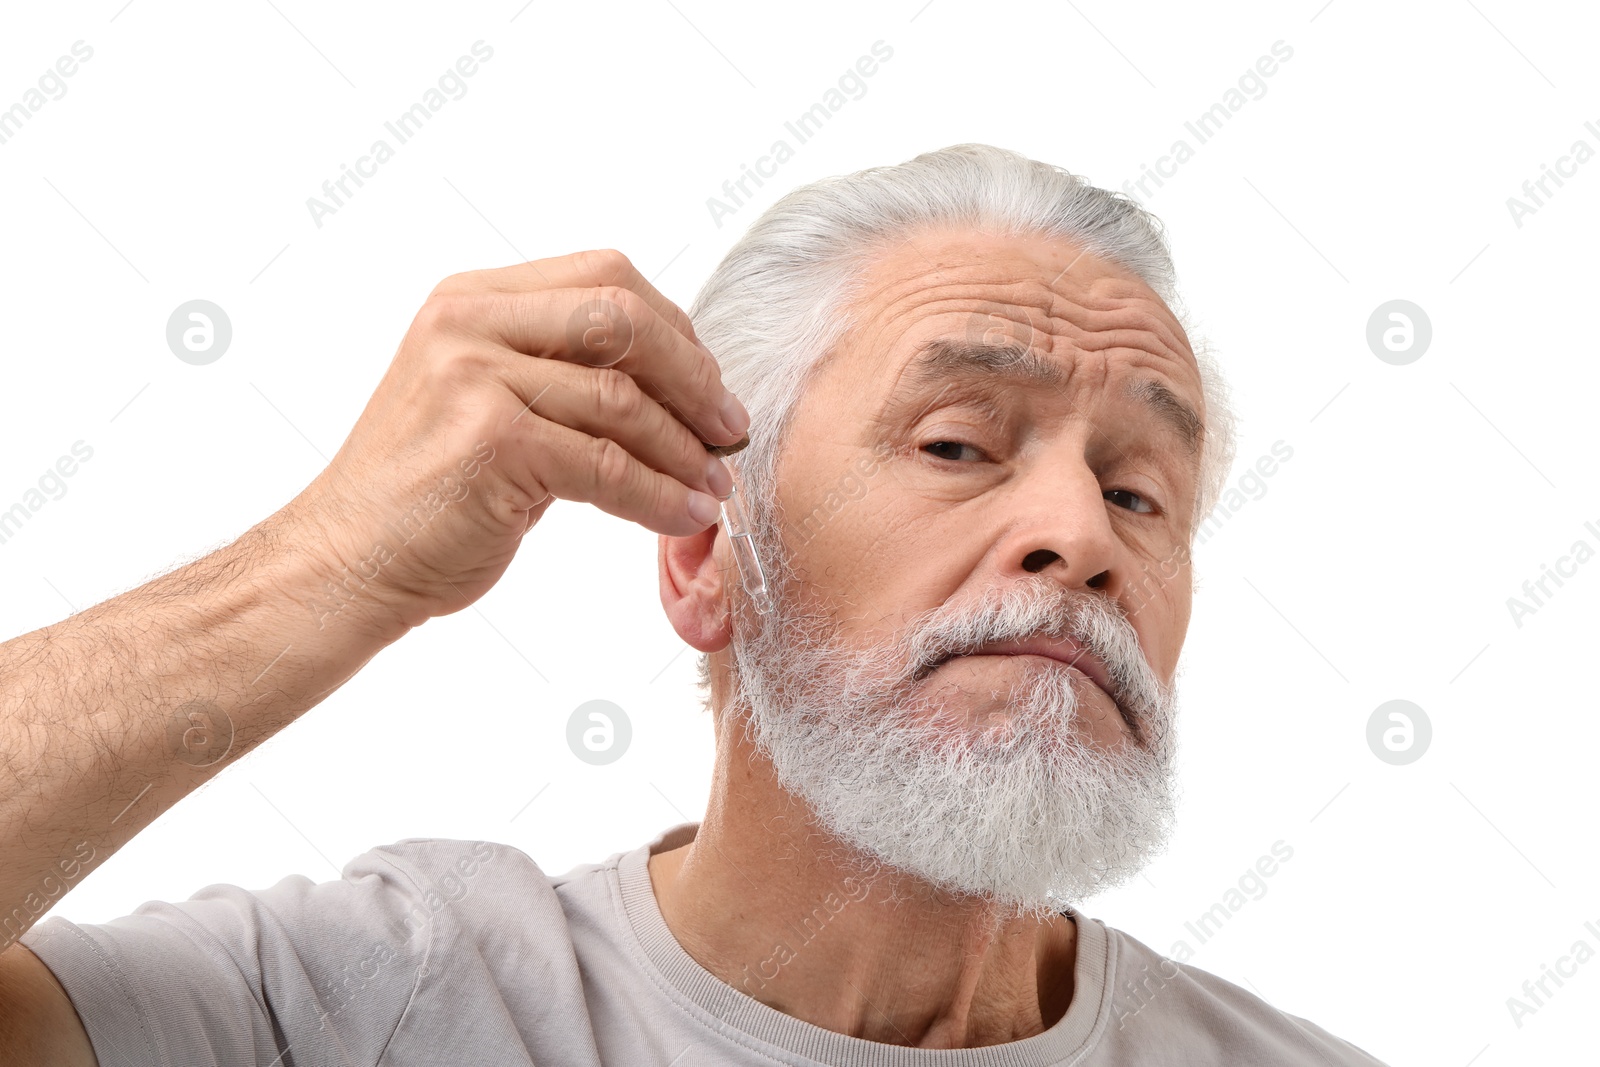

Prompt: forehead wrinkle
xmin=851 ymin=253 xmax=995 ymax=311
xmin=1036 ymin=288 xmax=1193 ymax=365
xmin=839 ymin=241 xmax=1201 ymax=413
xmin=855 ymin=306 xmax=1200 ymax=432
xmin=860 ymin=266 xmax=1194 ymax=377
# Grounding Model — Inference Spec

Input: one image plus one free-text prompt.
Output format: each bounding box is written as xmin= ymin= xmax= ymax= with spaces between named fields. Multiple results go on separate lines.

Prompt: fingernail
xmin=719 ymin=391 xmax=750 ymax=436
xmin=705 ymin=456 xmax=733 ymax=500
xmin=688 ymin=491 xmax=722 ymax=526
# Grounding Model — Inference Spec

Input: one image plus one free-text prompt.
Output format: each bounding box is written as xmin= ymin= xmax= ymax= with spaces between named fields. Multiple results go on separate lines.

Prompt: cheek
xmin=796 ymin=494 xmax=977 ymax=624
xmin=790 ymin=479 xmax=919 ymax=577
xmin=1139 ymin=568 xmax=1191 ymax=681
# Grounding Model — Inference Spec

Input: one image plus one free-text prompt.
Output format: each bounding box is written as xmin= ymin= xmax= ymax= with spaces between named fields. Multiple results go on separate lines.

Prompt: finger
xmin=504 ymin=408 xmax=724 ymax=537
xmin=432 ymin=286 xmax=747 ymax=444
xmin=430 ymin=248 xmax=708 ymax=355
xmin=497 ymin=352 xmax=733 ymax=501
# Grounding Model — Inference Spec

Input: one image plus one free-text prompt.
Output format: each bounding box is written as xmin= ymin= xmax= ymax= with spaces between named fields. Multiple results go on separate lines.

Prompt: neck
xmin=647 ymin=708 xmax=1077 ymax=1049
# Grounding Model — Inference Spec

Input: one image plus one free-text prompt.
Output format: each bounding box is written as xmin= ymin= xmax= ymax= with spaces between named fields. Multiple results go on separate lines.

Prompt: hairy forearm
xmin=0 ymin=508 xmax=405 ymax=948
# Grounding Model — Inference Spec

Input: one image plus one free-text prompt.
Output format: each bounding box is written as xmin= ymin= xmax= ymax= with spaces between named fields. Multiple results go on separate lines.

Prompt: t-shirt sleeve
xmin=17 ymin=841 xmax=474 ymax=1067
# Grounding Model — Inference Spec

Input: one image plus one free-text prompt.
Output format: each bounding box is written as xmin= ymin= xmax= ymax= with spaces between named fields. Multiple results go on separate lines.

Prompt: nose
xmin=998 ymin=457 xmax=1118 ymax=594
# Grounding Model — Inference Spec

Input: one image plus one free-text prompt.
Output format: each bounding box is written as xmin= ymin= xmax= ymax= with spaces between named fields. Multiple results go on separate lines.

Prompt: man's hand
xmin=283 ymin=249 xmax=749 ymax=637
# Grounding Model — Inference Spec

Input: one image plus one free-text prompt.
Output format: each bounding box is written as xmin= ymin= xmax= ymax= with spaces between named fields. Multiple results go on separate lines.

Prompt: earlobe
xmin=659 ymin=526 xmax=732 ymax=653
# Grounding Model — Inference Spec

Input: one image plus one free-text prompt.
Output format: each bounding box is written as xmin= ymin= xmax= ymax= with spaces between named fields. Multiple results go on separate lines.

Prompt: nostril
xmin=1021 ymin=549 xmax=1060 ymax=573
xmin=1086 ymin=571 xmax=1109 ymax=589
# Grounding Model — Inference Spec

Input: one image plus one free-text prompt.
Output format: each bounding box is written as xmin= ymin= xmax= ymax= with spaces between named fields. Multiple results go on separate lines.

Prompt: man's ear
xmin=659 ymin=524 xmax=731 ymax=653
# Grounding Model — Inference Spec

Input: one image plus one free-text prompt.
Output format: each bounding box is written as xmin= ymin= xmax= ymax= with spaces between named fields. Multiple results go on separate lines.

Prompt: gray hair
xmin=688 ymin=143 xmax=1237 ymax=698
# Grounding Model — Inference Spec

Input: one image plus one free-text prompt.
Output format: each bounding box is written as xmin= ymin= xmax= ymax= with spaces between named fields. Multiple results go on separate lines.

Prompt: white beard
xmin=724 ymin=513 xmax=1182 ymax=922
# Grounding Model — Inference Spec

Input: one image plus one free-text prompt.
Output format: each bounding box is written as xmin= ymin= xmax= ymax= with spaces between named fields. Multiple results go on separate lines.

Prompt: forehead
xmin=827 ymin=228 xmax=1202 ymax=405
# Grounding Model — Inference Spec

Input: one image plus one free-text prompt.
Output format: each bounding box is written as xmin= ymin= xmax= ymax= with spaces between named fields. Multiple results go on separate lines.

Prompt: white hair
xmin=729 ymin=571 xmax=1181 ymax=916
xmin=689 ymin=143 xmax=1237 ymax=700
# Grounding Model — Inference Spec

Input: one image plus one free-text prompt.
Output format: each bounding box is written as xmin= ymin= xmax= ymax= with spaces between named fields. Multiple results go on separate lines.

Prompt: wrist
xmin=245 ymin=503 xmax=417 ymax=650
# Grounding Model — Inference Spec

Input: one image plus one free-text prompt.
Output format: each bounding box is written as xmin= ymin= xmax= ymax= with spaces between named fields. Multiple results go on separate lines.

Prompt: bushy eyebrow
xmin=1124 ymin=377 xmax=1203 ymax=457
xmin=894 ymin=338 xmax=1202 ymax=456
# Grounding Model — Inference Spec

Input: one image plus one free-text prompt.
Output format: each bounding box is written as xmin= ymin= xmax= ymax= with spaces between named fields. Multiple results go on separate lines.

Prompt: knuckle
xmin=587 ymin=283 xmax=638 ymax=317
xmin=436 ymin=346 xmax=499 ymax=388
xmin=589 ymin=435 xmax=633 ymax=489
xmin=687 ymin=343 xmax=722 ymax=396
xmin=569 ymin=286 xmax=640 ymax=366
xmin=640 ymin=481 xmax=670 ymax=525
xmin=415 ymin=292 xmax=474 ymax=335
xmin=428 ymin=271 xmax=473 ymax=298
xmin=489 ymin=482 xmax=544 ymax=523
xmin=670 ymin=304 xmax=699 ymax=342
xmin=575 ymin=247 xmax=635 ymax=283
xmin=572 ymin=284 xmax=639 ymax=331
xmin=592 ymin=286 xmax=640 ymax=331
xmin=591 ymin=366 xmax=643 ymax=423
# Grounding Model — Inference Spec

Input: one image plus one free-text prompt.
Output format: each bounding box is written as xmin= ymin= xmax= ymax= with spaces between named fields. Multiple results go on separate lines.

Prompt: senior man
xmin=0 ymin=144 xmax=1385 ymax=1065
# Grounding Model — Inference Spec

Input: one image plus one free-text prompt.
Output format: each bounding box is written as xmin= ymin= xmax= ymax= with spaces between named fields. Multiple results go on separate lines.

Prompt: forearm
xmin=0 ymin=507 xmax=406 ymax=948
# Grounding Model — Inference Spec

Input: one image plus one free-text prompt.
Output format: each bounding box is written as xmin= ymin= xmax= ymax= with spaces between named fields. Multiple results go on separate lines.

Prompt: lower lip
xmin=954 ymin=653 xmax=1103 ymax=688
xmin=933 ymin=655 xmax=1129 ymax=729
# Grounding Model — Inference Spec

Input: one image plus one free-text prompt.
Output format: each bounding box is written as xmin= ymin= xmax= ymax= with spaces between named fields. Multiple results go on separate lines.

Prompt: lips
xmin=935 ymin=636 xmax=1116 ymax=700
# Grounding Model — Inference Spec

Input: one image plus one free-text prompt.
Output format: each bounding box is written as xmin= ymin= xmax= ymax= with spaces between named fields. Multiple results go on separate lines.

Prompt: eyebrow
xmin=895 ymin=339 xmax=1203 ymax=456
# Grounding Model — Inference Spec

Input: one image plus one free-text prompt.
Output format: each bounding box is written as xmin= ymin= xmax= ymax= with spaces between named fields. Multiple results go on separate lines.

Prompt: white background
xmin=3 ymin=1 xmax=1596 ymax=1063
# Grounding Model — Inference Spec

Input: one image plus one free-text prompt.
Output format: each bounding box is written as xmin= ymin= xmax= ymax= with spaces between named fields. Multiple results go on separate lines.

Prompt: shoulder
xmin=360 ymin=837 xmax=625 ymax=886
xmin=351 ymin=837 xmax=538 ymax=895
xmin=346 ymin=837 xmax=637 ymax=937
xmin=1085 ymin=917 xmax=1390 ymax=1066
xmin=332 ymin=838 xmax=572 ymax=938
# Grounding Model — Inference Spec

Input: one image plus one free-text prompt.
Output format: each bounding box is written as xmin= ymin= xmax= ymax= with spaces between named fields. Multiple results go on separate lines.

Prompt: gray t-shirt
xmin=22 ymin=821 xmax=1388 ymax=1066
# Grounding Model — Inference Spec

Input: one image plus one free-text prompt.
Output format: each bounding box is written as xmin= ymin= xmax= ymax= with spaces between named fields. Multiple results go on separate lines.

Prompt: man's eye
xmin=1105 ymin=488 xmax=1155 ymax=514
xmin=923 ymin=440 xmax=983 ymax=462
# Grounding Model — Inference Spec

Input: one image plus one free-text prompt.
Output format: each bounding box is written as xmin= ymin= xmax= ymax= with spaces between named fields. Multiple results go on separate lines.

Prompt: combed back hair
xmin=687 ymin=143 xmax=1238 ymax=704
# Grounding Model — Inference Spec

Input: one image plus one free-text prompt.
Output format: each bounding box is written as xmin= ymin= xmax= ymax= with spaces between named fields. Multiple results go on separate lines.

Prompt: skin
xmin=654 ymin=227 xmax=1206 ymax=1047
xmin=0 ymin=236 xmax=1200 ymax=1058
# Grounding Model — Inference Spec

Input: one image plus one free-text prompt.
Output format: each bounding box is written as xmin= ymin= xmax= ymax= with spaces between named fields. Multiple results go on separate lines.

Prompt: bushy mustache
xmin=891 ymin=581 xmax=1168 ymax=749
